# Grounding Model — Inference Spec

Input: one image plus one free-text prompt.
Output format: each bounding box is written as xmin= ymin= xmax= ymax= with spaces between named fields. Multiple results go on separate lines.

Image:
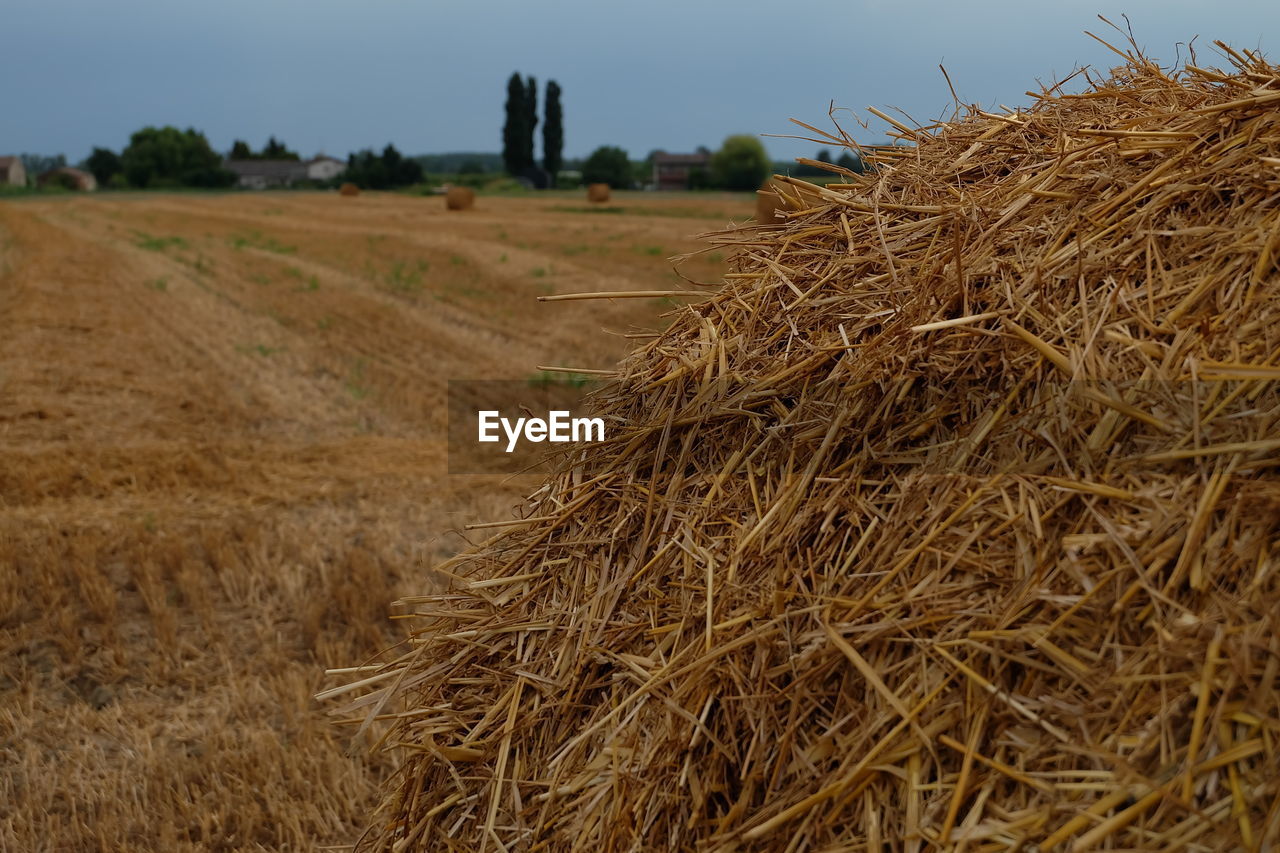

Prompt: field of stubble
xmin=0 ymin=189 xmax=747 ymax=850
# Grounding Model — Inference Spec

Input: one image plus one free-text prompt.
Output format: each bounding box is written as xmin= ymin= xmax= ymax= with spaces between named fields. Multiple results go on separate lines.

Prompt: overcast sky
xmin=5 ymin=1 xmax=1278 ymax=165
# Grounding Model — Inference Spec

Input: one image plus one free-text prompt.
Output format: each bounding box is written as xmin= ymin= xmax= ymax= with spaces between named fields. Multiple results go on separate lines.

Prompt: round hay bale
xmin=338 ymin=182 xmax=359 ymax=197
xmin=445 ymin=186 xmax=476 ymax=211
xmin=586 ymin=183 xmax=611 ymax=203
xmin=335 ymin=48 xmax=1280 ymax=850
xmin=754 ymin=179 xmax=786 ymax=222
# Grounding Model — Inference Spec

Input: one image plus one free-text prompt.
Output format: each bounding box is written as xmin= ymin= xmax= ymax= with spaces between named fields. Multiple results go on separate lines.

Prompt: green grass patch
xmin=283 ymin=265 xmax=318 ymax=290
xmin=145 ymin=277 xmax=169 ymax=292
xmin=134 ymin=232 xmax=188 ymax=251
xmin=229 ymin=229 xmax=296 ymax=254
xmin=345 ymin=358 xmax=371 ymax=400
xmin=236 ymin=343 xmax=284 ymax=357
xmin=527 ymin=371 xmax=595 ymax=389
xmin=386 ymin=259 xmax=429 ymax=293
xmin=561 ymin=242 xmax=611 ymax=258
xmin=436 ymin=282 xmax=486 ymax=302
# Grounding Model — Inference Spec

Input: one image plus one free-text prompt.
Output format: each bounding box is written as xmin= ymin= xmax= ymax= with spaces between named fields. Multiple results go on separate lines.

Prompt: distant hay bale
xmin=754 ymin=180 xmax=785 ymax=222
xmin=332 ymin=44 xmax=1280 ymax=851
xmin=586 ymin=183 xmax=611 ymax=203
xmin=339 ymin=182 xmax=359 ymax=197
xmin=755 ymin=177 xmax=822 ymax=223
xmin=445 ymin=187 xmax=476 ymax=211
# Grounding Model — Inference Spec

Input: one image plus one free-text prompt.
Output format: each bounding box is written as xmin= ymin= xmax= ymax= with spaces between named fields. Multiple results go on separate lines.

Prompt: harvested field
xmin=0 ymin=190 xmax=746 ymax=851
xmin=336 ymin=47 xmax=1280 ymax=851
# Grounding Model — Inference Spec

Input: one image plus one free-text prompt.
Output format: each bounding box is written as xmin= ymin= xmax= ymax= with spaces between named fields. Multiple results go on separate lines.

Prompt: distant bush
xmin=86 ymin=147 xmax=122 ymax=187
xmin=837 ymin=151 xmax=865 ymax=174
xmin=582 ymin=146 xmax=632 ymax=189
xmin=687 ymin=167 xmax=712 ymax=190
xmin=344 ymin=144 xmax=424 ymax=190
xmin=229 ymin=136 xmax=301 ymax=161
xmin=0 ymin=183 xmax=43 ymax=197
xmin=445 ymin=172 xmax=491 ymax=190
xmin=710 ymin=135 xmax=771 ymax=191
xmin=555 ymin=170 xmax=582 ymax=189
xmin=43 ymin=171 xmax=81 ymax=191
xmin=121 ymin=126 xmax=234 ymax=188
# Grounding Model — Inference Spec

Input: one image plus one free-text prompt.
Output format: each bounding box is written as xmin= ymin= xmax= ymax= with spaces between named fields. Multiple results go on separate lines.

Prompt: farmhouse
xmin=225 ymin=160 xmax=307 ymax=189
xmin=37 ymin=167 xmax=97 ymax=191
xmin=306 ymin=155 xmax=346 ymax=182
xmin=0 ymin=156 xmax=26 ymax=186
xmin=651 ymin=150 xmax=710 ymax=191
xmin=225 ymin=155 xmax=346 ymax=189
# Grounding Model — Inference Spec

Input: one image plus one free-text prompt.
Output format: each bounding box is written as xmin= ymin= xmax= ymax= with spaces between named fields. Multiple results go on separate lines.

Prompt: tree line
xmin=21 ymin=73 xmax=864 ymax=192
xmin=69 ymin=129 xmax=425 ymax=190
xmin=228 ymin=137 xmax=299 ymax=161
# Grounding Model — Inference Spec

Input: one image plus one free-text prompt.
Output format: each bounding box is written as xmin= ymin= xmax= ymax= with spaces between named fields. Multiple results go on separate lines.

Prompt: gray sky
xmin=5 ymin=1 xmax=1277 ymax=165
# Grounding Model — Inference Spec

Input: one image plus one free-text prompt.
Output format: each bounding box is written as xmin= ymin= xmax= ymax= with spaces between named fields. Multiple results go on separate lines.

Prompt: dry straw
xmin=339 ymin=182 xmax=360 ymax=197
xmin=330 ymin=37 xmax=1280 ymax=850
xmin=587 ymin=183 xmax=611 ymax=203
xmin=446 ymin=186 xmax=476 ymax=211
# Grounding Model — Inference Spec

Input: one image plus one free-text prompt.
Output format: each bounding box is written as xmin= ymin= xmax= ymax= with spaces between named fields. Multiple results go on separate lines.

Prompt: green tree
xmin=343 ymin=145 xmax=423 ymax=190
xmin=19 ymin=153 xmax=66 ymax=179
xmin=582 ymin=145 xmax=632 ymax=189
xmin=542 ymin=80 xmax=563 ymax=186
xmin=688 ymin=167 xmax=712 ymax=190
xmin=85 ymin=147 xmax=121 ymax=186
xmin=346 ymin=150 xmax=387 ymax=189
xmin=710 ymin=135 xmax=771 ymax=191
xmin=121 ymin=126 xmax=234 ymax=188
xmin=262 ymin=136 xmax=299 ymax=160
xmin=502 ymin=72 xmax=529 ymax=175
xmin=817 ymin=148 xmax=833 ymax=164
xmin=836 ymin=151 xmax=864 ymax=174
xmin=525 ymin=76 xmax=539 ymax=174
xmin=229 ymin=140 xmax=253 ymax=159
xmin=384 ymin=143 xmax=423 ymax=185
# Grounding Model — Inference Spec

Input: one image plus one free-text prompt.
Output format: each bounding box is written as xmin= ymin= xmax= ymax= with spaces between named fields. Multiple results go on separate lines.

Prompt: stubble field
xmin=0 ymin=189 xmax=747 ymax=850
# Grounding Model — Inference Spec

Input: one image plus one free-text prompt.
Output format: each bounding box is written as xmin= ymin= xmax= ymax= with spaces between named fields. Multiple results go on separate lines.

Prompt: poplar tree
xmin=502 ymin=72 xmax=528 ymax=175
xmin=543 ymin=80 xmax=563 ymax=185
xmin=524 ymin=75 xmax=539 ymax=173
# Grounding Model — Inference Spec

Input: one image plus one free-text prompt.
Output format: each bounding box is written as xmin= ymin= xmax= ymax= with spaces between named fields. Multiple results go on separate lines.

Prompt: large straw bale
xmin=445 ymin=186 xmax=476 ymax=211
xmin=339 ymin=182 xmax=360 ymax=197
xmin=332 ymin=42 xmax=1280 ymax=851
xmin=586 ymin=183 xmax=611 ymax=203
